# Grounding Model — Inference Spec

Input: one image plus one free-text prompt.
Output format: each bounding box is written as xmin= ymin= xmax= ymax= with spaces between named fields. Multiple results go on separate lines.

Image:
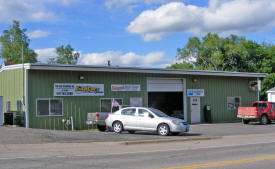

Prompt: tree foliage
xmin=171 ymin=33 xmax=275 ymax=100
xmin=0 ymin=21 xmax=37 ymax=64
xmin=51 ymin=44 xmax=80 ymax=65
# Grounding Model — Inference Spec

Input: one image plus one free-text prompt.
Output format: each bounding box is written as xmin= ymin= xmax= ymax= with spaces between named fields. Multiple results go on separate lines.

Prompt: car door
xmin=136 ymin=108 xmax=157 ymax=131
xmin=121 ymin=108 xmax=138 ymax=129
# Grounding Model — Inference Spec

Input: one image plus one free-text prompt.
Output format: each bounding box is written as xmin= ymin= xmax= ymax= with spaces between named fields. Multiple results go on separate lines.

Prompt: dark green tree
xmin=0 ymin=20 xmax=37 ymax=64
xmin=55 ymin=44 xmax=80 ymax=65
xmin=260 ymin=73 xmax=275 ymax=100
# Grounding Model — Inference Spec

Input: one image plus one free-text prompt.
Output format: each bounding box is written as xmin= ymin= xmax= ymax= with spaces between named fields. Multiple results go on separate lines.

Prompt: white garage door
xmin=147 ymin=79 xmax=183 ymax=92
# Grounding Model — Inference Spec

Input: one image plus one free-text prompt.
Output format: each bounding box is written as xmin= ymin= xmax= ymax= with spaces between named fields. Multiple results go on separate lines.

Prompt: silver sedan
xmin=105 ymin=107 xmax=189 ymax=136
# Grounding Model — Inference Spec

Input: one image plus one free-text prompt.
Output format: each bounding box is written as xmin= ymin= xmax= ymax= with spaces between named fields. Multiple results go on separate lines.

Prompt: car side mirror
xmin=149 ymin=113 xmax=154 ymax=118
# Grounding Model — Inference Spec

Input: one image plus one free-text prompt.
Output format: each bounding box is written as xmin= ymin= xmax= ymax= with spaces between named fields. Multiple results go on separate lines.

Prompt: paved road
xmin=1 ymin=133 xmax=275 ymax=169
xmin=1 ymin=122 xmax=275 ymax=144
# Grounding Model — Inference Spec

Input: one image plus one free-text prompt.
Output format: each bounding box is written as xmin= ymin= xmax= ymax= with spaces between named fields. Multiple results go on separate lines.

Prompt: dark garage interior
xmin=148 ymin=92 xmax=184 ymax=119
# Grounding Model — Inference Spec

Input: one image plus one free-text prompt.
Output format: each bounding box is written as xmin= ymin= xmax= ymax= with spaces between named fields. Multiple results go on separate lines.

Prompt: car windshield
xmin=149 ymin=108 xmax=169 ymax=117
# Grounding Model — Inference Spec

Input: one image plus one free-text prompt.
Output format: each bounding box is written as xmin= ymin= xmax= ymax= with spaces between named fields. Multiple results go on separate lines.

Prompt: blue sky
xmin=0 ymin=0 xmax=275 ymax=67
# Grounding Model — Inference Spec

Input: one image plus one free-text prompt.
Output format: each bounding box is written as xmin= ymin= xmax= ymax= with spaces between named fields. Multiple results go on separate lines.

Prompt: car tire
xmin=242 ymin=119 xmax=250 ymax=124
xmin=112 ymin=121 xmax=123 ymax=133
xmin=260 ymin=115 xmax=268 ymax=125
xmin=128 ymin=131 xmax=135 ymax=134
xmin=97 ymin=125 xmax=106 ymax=132
xmin=157 ymin=123 xmax=170 ymax=136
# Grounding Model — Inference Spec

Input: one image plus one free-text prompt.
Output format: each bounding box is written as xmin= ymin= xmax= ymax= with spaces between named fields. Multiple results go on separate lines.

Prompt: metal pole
xmin=22 ymin=43 xmax=25 ymax=105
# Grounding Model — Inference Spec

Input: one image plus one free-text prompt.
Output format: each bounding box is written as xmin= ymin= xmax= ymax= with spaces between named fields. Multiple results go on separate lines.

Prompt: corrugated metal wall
xmin=185 ymin=75 xmax=257 ymax=123
xmin=0 ymin=69 xmax=24 ymax=113
xmin=0 ymin=68 xmax=258 ymax=130
xmin=28 ymin=70 xmax=148 ymax=130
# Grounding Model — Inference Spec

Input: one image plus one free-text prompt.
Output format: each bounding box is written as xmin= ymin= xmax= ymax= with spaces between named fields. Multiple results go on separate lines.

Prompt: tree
xmin=167 ymin=63 xmax=194 ymax=70
xmin=171 ymin=33 xmax=274 ymax=100
xmin=260 ymin=73 xmax=275 ymax=100
xmin=0 ymin=20 xmax=37 ymax=64
xmin=54 ymin=44 xmax=80 ymax=65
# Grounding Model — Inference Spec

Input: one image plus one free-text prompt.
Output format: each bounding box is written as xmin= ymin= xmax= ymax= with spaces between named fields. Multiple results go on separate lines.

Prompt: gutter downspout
xmin=25 ymin=69 xmax=29 ymax=128
xmin=257 ymin=77 xmax=260 ymax=101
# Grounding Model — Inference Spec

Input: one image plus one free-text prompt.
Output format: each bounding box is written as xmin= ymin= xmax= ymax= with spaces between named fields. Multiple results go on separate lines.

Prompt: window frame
xmin=36 ymin=98 xmax=63 ymax=117
xmin=227 ymin=96 xmax=241 ymax=110
xmin=100 ymin=98 xmax=123 ymax=112
xmin=121 ymin=108 xmax=136 ymax=116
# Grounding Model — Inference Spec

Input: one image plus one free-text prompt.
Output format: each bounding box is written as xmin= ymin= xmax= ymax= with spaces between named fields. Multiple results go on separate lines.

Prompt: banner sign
xmin=54 ymin=83 xmax=104 ymax=96
xmin=187 ymin=89 xmax=204 ymax=97
xmin=111 ymin=84 xmax=140 ymax=91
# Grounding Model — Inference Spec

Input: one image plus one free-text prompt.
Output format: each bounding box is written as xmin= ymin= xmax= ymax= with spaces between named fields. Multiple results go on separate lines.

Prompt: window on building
xmin=100 ymin=98 xmax=123 ymax=112
xmin=227 ymin=96 xmax=241 ymax=110
xmin=36 ymin=99 xmax=63 ymax=116
xmin=130 ymin=97 xmax=143 ymax=107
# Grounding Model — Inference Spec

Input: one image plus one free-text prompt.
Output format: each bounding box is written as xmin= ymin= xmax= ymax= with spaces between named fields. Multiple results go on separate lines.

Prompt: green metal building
xmin=0 ymin=63 xmax=266 ymax=130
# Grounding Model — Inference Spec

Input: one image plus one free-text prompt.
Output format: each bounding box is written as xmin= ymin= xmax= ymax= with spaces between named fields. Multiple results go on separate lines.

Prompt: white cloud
xmin=127 ymin=0 xmax=275 ymax=41
xmin=78 ymin=51 xmax=170 ymax=67
xmin=28 ymin=30 xmax=52 ymax=39
xmin=35 ymin=49 xmax=170 ymax=67
xmin=35 ymin=48 xmax=57 ymax=63
xmin=105 ymin=0 xmax=181 ymax=10
xmin=0 ymin=0 xmax=56 ymax=23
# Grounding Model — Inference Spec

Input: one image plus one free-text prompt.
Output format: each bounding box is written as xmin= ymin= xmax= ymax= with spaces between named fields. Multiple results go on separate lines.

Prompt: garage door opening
xmin=148 ymin=92 xmax=184 ymax=119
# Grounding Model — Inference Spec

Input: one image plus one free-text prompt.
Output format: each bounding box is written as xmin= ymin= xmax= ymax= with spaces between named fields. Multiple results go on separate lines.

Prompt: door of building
xmin=0 ymin=96 xmax=3 ymax=126
xmin=191 ymin=97 xmax=200 ymax=124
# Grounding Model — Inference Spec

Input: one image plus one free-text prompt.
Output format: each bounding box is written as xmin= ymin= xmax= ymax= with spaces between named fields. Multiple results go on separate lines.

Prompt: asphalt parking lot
xmin=1 ymin=122 xmax=275 ymax=144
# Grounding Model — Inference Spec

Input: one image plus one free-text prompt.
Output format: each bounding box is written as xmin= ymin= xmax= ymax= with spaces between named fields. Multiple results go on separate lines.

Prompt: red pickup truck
xmin=237 ymin=101 xmax=275 ymax=125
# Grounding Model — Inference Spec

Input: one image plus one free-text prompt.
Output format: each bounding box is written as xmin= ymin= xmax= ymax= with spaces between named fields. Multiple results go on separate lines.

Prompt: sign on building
xmin=187 ymin=89 xmax=204 ymax=97
xmin=54 ymin=83 xmax=104 ymax=96
xmin=111 ymin=84 xmax=140 ymax=91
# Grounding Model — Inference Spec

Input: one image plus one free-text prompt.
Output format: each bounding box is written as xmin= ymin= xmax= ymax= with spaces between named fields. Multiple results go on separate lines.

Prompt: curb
xmin=122 ymin=136 xmax=222 ymax=145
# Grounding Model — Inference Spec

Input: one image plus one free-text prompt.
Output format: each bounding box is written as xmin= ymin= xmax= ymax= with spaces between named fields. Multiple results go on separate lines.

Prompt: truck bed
xmin=237 ymin=107 xmax=258 ymax=119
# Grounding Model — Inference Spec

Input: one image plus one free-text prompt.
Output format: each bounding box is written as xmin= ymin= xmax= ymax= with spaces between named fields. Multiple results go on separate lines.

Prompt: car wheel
xmin=128 ymin=131 xmax=135 ymax=134
xmin=97 ymin=125 xmax=106 ymax=132
xmin=242 ymin=119 xmax=249 ymax=124
xmin=157 ymin=123 xmax=170 ymax=136
xmin=112 ymin=121 xmax=123 ymax=133
xmin=260 ymin=115 xmax=268 ymax=125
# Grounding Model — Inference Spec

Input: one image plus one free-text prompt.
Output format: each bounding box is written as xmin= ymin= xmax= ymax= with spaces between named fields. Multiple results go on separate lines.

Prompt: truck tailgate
xmin=237 ymin=107 xmax=258 ymax=118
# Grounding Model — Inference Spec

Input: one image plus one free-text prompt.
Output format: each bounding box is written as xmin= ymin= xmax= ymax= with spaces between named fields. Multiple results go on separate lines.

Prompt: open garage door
xmin=147 ymin=79 xmax=185 ymax=119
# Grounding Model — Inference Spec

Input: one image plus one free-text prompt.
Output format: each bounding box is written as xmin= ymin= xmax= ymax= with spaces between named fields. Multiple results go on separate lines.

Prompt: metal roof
xmin=267 ymin=87 xmax=275 ymax=93
xmin=0 ymin=63 xmax=267 ymax=78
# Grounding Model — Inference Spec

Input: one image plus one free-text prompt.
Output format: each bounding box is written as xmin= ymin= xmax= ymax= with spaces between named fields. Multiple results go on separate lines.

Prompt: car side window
xmin=270 ymin=103 xmax=275 ymax=109
xmin=121 ymin=108 xmax=136 ymax=116
xmin=138 ymin=109 xmax=149 ymax=117
xmin=252 ymin=103 xmax=259 ymax=107
xmin=262 ymin=103 xmax=268 ymax=108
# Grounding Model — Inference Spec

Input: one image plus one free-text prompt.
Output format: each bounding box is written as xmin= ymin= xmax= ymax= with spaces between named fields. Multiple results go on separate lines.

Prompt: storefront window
xmin=100 ymin=98 xmax=123 ymax=112
xmin=227 ymin=96 xmax=241 ymax=110
xmin=37 ymin=99 xmax=63 ymax=116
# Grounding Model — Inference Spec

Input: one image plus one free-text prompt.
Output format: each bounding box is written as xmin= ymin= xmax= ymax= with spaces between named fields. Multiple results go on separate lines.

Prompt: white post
xmin=71 ymin=116 xmax=74 ymax=131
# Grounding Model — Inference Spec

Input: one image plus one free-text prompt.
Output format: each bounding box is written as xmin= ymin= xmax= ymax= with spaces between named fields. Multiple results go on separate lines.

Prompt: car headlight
xmin=172 ymin=120 xmax=180 ymax=125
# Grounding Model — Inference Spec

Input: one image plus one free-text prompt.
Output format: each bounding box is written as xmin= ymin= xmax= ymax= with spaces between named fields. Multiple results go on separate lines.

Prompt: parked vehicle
xmin=237 ymin=101 xmax=275 ymax=125
xmin=86 ymin=112 xmax=109 ymax=131
xmin=86 ymin=105 xmax=131 ymax=131
xmin=105 ymin=107 xmax=190 ymax=136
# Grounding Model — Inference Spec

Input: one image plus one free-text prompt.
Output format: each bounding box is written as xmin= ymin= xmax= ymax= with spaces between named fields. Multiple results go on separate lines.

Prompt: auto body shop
xmin=0 ymin=63 xmax=266 ymax=129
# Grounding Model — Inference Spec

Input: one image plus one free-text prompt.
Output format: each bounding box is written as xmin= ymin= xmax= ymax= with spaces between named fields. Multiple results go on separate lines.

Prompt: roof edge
xmin=0 ymin=63 xmax=267 ymax=78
